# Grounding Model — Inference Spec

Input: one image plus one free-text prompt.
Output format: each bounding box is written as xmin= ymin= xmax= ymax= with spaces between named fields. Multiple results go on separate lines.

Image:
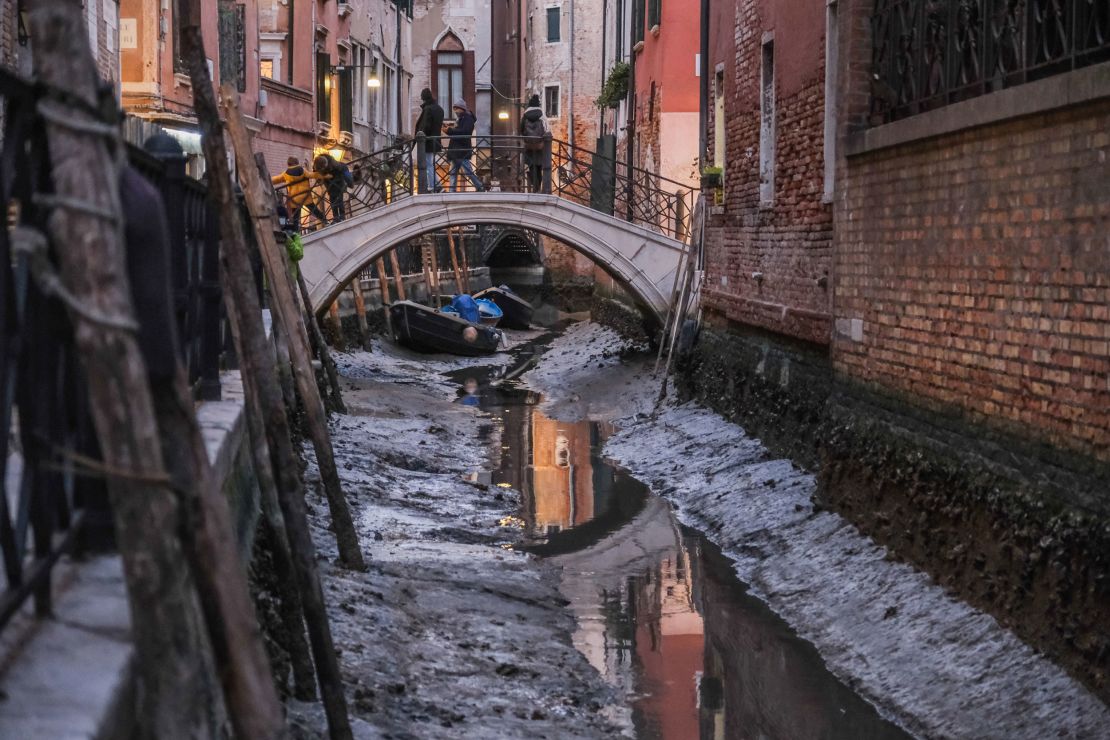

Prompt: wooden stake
xmin=296 ymin=270 xmax=348 ymax=415
xmin=429 ymin=237 xmax=442 ymax=301
xmin=30 ymin=1 xmax=284 ymax=735
xmin=180 ymin=46 xmax=354 ymax=734
xmin=446 ymin=228 xmax=464 ymax=295
xmin=457 ymin=229 xmax=472 ymax=293
xmin=350 ymin=276 xmax=371 ymax=350
xmin=221 ymin=87 xmax=365 ymax=571
xmin=376 ymin=257 xmax=392 ymax=336
xmin=328 ymin=300 xmax=344 ymax=350
xmin=389 ymin=249 xmax=407 ymax=300
xmin=421 ymin=240 xmax=436 ymax=307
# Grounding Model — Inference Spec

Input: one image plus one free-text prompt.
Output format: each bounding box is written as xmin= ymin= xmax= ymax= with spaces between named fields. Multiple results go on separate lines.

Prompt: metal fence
xmin=871 ymin=0 xmax=1110 ymax=123
xmin=274 ymin=135 xmax=694 ymax=244
xmin=0 ymin=68 xmax=225 ymax=631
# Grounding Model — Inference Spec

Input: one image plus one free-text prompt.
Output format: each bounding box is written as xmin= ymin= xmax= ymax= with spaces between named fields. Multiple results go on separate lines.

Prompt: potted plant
xmin=595 ymin=61 xmax=631 ymax=110
xmin=701 ymin=165 xmax=723 ymax=190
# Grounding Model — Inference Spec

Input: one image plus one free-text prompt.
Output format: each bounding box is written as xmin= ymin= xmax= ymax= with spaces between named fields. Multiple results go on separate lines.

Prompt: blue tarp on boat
xmin=449 ymin=294 xmax=480 ymax=323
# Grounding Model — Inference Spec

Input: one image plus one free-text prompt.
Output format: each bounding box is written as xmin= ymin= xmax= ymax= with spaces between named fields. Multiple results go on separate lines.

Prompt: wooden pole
xmin=296 ymin=270 xmax=348 ymax=415
xmin=421 ymin=241 xmax=436 ymax=307
xmin=30 ymin=0 xmax=284 ymax=735
xmin=221 ymin=86 xmax=365 ymax=571
xmin=328 ymin=300 xmax=344 ymax=350
xmin=376 ymin=257 xmax=393 ymax=336
xmin=389 ymin=249 xmax=407 ymax=300
xmin=429 ymin=237 xmax=442 ymax=302
xmin=180 ymin=51 xmax=355 ymax=734
xmin=457 ymin=229 xmax=472 ymax=293
xmin=349 ymin=276 xmax=372 ymax=350
xmin=446 ymin=228 xmax=464 ymax=295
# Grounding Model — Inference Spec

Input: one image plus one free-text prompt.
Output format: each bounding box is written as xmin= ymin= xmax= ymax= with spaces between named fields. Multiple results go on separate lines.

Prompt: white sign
xmin=120 ymin=18 xmax=137 ymax=49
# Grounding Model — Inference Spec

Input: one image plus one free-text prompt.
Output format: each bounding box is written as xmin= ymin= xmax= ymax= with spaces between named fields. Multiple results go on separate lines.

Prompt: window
xmin=615 ymin=0 xmax=625 ymax=59
xmin=351 ymin=43 xmax=371 ymax=123
xmin=648 ymin=0 xmax=661 ymax=29
xmin=823 ymin=1 xmax=838 ymax=201
xmin=260 ymin=58 xmax=275 ymax=80
xmin=544 ymin=85 xmax=560 ymax=117
xmin=759 ymin=38 xmax=775 ymax=205
xmin=546 ymin=7 xmax=561 ymax=43
xmin=316 ymin=51 xmax=331 ymax=123
xmin=218 ymin=2 xmax=246 ymax=92
xmin=172 ymin=0 xmax=186 ymax=73
xmin=632 ymin=0 xmax=645 ymax=46
xmin=435 ymin=51 xmax=464 ymax=115
xmin=713 ymin=67 xmax=725 ymax=169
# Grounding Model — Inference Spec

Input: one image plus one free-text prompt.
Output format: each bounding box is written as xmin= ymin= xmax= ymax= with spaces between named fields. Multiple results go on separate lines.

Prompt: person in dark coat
xmin=445 ymin=99 xmax=484 ymax=192
xmin=314 ymin=153 xmax=353 ymax=222
xmin=519 ymin=94 xmax=550 ymax=193
xmin=414 ymin=87 xmax=445 ymax=193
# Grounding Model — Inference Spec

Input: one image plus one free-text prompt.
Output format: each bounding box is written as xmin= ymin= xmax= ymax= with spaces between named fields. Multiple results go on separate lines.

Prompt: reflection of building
xmin=528 ymin=410 xmax=594 ymax=534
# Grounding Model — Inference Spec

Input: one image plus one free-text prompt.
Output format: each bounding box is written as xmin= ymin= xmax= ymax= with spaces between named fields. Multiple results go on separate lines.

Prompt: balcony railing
xmin=870 ymin=0 xmax=1110 ymax=124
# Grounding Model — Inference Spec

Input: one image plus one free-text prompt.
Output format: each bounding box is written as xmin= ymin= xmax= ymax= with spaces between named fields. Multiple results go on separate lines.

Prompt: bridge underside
xmin=299 ymin=193 xmax=687 ymax=323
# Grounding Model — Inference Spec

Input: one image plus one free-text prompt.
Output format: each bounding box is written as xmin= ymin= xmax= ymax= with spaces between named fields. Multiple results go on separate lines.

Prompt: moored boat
xmin=390 ymin=300 xmax=501 ymax=356
xmin=472 ymin=285 xmax=533 ymax=329
xmin=476 ymin=298 xmax=503 ymax=327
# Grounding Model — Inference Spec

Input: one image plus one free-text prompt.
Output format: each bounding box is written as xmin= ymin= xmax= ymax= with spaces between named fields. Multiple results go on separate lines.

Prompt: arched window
xmin=433 ymin=32 xmax=475 ymax=117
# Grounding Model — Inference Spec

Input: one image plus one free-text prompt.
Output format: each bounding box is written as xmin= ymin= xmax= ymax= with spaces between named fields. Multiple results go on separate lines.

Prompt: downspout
xmin=287 ymin=0 xmax=295 ymax=86
xmin=624 ymin=35 xmax=635 ymax=220
xmin=394 ymin=0 xmax=403 ymax=136
xmin=568 ymin=0 xmax=575 ymax=148
xmin=699 ymin=0 xmax=709 ymax=169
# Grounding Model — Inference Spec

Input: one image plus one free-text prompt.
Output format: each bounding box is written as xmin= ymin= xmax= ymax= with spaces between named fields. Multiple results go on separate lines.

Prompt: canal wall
xmin=674 ymin=321 xmax=1110 ymax=704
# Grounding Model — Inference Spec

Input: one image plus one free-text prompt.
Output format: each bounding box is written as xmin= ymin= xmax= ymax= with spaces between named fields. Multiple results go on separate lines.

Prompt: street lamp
xmin=497 ymin=110 xmax=510 ymax=121
xmin=367 ymin=75 xmax=381 ymax=89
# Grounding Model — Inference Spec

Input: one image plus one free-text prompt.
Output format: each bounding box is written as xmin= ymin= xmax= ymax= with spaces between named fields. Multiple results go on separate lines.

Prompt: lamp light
xmin=367 ymin=76 xmax=381 ymax=88
xmin=497 ymin=110 xmax=510 ymax=121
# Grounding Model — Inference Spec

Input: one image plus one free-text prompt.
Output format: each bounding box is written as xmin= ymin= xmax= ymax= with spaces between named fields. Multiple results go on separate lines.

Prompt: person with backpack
xmin=414 ymin=87 xmax=445 ymax=193
xmin=445 ymin=99 xmax=484 ymax=192
xmin=271 ymin=156 xmax=326 ymax=230
xmin=314 ymin=153 xmax=354 ymax=222
xmin=520 ymin=94 xmax=550 ymax=193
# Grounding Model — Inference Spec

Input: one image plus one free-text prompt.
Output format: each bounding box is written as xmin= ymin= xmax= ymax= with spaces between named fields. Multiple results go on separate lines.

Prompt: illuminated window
xmin=260 ymin=58 xmax=275 ymax=79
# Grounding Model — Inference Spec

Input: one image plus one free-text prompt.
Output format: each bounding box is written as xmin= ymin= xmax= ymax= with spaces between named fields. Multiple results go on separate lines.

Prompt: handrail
xmin=273 ymin=135 xmax=694 ymax=243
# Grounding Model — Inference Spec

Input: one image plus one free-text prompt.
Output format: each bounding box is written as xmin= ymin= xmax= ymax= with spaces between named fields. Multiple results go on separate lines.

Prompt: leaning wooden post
xmin=446 ymin=227 xmax=465 ymax=294
xmin=181 ymin=54 xmax=355 ymax=734
xmin=349 ymin=275 xmax=372 ymax=350
xmin=295 ymin=270 xmax=348 ymax=415
xmin=458 ymin=229 xmax=472 ymax=293
xmin=421 ymin=240 xmax=436 ymax=306
xmin=328 ymin=300 xmax=344 ymax=349
xmin=221 ymin=87 xmax=365 ymax=571
xmin=389 ymin=249 xmax=407 ymax=300
xmin=30 ymin=0 xmax=285 ymax=736
xmin=376 ymin=257 xmax=393 ymax=336
xmin=429 ymin=237 xmax=443 ymax=301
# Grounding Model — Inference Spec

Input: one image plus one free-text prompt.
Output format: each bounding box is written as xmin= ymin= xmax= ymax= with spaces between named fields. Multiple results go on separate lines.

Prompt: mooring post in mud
xmin=376 ymin=257 xmax=393 ymax=336
xmin=446 ymin=228 xmax=465 ymax=295
xmin=389 ymin=249 xmax=408 ymax=301
xmin=222 ymin=85 xmax=365 ymax=572
xmin=328 ymin=300 xmax=345 ymax=350
xmin=350 ymin=276 xmax=372 ymax=351
xmin=421 ymin=240 xmax=437 ymax=307
xmin=458 ymin=229 xmax=472 ymax=293
xmin=429 ymin=239 xmax=442 ymax=300
xmin=297 ymin=271 xmax=348 ymax=415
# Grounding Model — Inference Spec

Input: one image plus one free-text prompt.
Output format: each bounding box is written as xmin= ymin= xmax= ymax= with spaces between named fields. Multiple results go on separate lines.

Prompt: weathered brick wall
xmin=834 ymin=101 xmax=1110 ymax=463
xmin=703 ymin=0 xmax=832 ymax=347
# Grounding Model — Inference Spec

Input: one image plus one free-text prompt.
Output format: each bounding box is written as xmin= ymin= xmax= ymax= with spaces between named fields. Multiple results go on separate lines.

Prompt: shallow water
xmin=449 ymin=335 xmax=912 ymax=740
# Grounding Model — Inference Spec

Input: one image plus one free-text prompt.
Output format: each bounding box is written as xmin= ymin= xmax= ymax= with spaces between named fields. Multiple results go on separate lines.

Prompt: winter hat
xmin=528 ymin=94 xmax=541 ymax=108
xmin=453 ymin=98 xmax=468 ymax=112
xmin=421 ymin=87 xmax=434 ymax=102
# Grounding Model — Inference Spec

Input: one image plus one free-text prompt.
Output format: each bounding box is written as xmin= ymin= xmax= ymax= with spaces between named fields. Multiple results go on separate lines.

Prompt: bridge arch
xmin=299 ymin=193 xmax=686 ymax=323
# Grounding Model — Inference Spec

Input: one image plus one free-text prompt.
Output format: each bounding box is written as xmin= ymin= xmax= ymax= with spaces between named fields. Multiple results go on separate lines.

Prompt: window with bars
xmin=546 ymin=6 xmax=561 ymax=42
xmin=648 ymin=0 xmax=661 ymax=29
xmin=544 ymin=85 xmax=560 ymax=117
xmin=632 ymin=0 xmax=646 ymax=46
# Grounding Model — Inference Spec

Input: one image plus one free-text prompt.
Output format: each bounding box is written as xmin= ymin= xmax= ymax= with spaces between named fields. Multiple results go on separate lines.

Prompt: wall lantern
xmin=367 ymin=76 xmax=381 ymax=89
xmin=497 ymin=110 xmax=510 ymax=121
xmin=17 ymin=6 xmax=30 ymax=46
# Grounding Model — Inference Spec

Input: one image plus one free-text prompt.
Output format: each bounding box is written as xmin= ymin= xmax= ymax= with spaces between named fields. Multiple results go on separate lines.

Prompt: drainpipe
xmin=288 ymin=0 xmax=295 ymax=86
xmin=699 ymin=0 xmax=709 ymax=169
xmin=394 ymin=0 xmax=403 ymax=136
xmin=600 ymin=0 xmax=608 ymax=134
xmin=568 ymin=0 xmax=575 ymax=149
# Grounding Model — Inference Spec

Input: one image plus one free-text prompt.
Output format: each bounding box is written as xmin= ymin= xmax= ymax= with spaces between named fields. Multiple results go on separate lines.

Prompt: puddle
xmin=449 ymin=336 xmax=912 ymax=740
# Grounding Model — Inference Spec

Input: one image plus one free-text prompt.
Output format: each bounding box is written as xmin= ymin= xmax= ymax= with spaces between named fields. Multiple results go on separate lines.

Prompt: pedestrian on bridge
xmin=445 ymin=100 xmax=485 ymax=192
xmin=272 ymin=156 xmax=326 ymax=231
xmin=520 ymin=95 xmax=550 ymax=193
xmin=314 ymin=153 xmax=354 ymax=222
xmin=415 ymin=87 xmax=445 ymax=193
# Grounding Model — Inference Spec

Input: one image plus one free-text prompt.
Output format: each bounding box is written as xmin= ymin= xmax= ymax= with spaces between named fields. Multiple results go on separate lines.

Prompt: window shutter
xmin=430 ymin=51 xmax=440 ymax=102
xmin=463 ymin=51 xmax=476 ymax=114
xmin=339 ymin=66 xmax=354 ymax=132
xmin=316 ymin=52 xmax=331 ymax=123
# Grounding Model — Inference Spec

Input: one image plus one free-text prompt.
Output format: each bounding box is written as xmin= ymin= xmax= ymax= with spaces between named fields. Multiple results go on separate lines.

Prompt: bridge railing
xmin=274 ymin=135 xmax=694 ymax=244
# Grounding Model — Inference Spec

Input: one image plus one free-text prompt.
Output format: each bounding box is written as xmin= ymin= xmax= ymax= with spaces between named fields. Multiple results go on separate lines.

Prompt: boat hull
xmin=390 ymin=301 xmax=501 ymax=356
xmin=473 ymin=287 xmax=533 ymax=329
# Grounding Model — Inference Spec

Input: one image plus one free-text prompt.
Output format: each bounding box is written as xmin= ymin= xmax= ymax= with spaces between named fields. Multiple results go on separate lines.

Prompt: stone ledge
xmin=847 ymin=61 xmax=1110 ymax=156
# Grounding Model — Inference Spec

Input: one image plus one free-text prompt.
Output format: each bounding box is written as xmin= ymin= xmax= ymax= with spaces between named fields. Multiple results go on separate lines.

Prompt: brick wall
xmin=834 ymin=101 xmax=1110 ymax=462
xmin=703 ymin=0 xmax=832 ymax=347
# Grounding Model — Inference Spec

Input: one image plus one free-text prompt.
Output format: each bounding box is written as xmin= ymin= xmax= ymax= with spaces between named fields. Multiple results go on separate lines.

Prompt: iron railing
xmin=275 ymin=135 xmax=694 ymax=244
xmin=871 ymin=0 xmax=1110 ymax=123
xmin=1 ymin=68 xmax=226 ymax=632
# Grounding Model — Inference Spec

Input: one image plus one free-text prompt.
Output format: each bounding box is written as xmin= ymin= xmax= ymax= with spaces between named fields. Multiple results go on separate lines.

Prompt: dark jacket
xmin=415 ymin=100 xmax=445 ymax=153
xmin=519 ymin=106 xmax=549 ymax=153
xmin=446 ymin=111 xmax=476 ymax=159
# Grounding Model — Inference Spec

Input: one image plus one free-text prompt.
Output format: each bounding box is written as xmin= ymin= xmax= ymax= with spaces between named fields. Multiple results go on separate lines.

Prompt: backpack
xmin=340 ymin=163 xmax=353 ymax=188
xmin=522 ymin=115 xmax=547 ymax=151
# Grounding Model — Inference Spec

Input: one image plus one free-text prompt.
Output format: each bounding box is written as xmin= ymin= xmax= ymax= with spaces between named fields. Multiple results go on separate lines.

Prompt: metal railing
xmin=275 ymin=134 xmax=694 ymax=244
xmin=0 ymin=67 xmax=227 ymax=632
xmin=871 ymin=0 xmax=1110 ymax=124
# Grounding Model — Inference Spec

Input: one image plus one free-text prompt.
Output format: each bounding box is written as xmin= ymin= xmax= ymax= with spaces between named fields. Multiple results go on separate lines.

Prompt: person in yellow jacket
xmin=272 ymin=156 xmax=326 ymax=230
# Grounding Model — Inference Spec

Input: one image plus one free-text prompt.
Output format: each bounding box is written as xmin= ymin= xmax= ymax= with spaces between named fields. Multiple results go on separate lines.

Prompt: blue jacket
xmin=446 ymin=111 xmax=476 ymax=159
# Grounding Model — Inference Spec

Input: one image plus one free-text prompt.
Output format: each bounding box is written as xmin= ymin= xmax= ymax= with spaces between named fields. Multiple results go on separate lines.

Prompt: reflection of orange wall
xmin=529 ymin=411 xmax=594 ymax=531
xmin=635 ymin=549 xmax=704 ymax=739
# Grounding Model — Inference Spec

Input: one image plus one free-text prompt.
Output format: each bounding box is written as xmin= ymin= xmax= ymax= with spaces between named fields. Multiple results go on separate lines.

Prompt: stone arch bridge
xmin=285 ymin=136 xmax=694 ymax=323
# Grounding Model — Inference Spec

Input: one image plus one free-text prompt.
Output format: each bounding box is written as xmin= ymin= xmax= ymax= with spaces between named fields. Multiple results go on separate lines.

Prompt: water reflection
xmin=453 ymin=362 xmax=910 ymax=740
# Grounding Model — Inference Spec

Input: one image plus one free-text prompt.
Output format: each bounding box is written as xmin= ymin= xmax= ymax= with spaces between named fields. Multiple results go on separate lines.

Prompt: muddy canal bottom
xmin=449 ymin=345 xmax=911 ymax=740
